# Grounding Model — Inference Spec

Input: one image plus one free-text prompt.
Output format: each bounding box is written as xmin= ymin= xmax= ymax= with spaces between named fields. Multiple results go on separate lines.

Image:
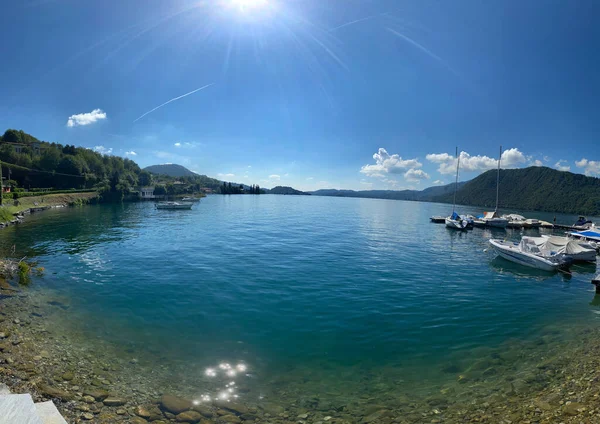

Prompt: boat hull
xmin=445 ymin=218 xmax=467 ymax=230
xmin=156 ymin=202 xmax=193 ymax=210
xmin=483 ymin=218 xmax=509 ymax=228
xmin=489 ymin=239 xmax=563 ymax=272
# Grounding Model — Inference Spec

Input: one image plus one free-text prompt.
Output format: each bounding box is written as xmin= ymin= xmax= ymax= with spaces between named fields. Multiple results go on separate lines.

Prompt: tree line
xmin=0 ymin=129 xmax=266 ymax=201
xmin=220 ymin=182 xmax=262 ymax=194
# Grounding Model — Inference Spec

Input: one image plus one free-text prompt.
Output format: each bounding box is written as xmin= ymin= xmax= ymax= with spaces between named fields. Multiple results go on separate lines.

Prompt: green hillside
xmin=144 ymin=164 xmax=197 ymax=177
xmin=434 ymin=166 xmax=600 ymax=215
xmin=269 ymin=186 xmax=309 ymax=195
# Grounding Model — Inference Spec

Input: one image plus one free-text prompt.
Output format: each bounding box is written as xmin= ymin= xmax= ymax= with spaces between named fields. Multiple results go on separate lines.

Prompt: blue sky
xmin=1 ymin=0 xmax=599 ymax=190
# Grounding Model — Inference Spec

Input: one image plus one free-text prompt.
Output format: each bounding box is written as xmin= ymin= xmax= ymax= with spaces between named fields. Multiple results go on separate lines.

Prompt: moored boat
xmin=181 ymin=197 xmax=201 ymax=202
xmin=445 ymin=147 xmax=468 ymax=231
xmin=489 ymin=238 xmax=573 ymax=272
xmin=533 ymin=235 xmax=596 ymax=262
xmin=430 ymin=216 xmax=446 ymax=223
xmin=156 ymin=201 xmax=193 ymax=210
xmin=479 ymin=147 xmax=508 ymax=229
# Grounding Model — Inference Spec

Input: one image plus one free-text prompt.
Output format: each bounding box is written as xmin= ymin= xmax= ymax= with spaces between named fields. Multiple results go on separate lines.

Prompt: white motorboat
xmin=156 ymin=201 xmax=193 ymax=210
xmin=533 ymin=235 xmax=596 ymax=262
xmin=445 ymin=147 xmax=468 ymax=230
xmin=489 ymin=238 xmax=573 ymax=272
xmin=181 ymin=197 xmax=201 ymax=202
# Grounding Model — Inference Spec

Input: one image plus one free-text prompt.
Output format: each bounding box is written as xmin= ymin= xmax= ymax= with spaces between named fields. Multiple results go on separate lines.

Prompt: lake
xmin=1 ymin=195 xmax=599 ymax=417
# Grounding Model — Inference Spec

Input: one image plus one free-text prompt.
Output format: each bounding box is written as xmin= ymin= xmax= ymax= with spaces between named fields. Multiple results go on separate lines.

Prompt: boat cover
xmin=572 ymin=230 xmax=600 ymax=240
xmin=523 ymin=236 xmax=593 ymax=256
xmin=505 ymin=214 xmax=525 ymax=221
xmin=451 ymin=211 xmax=460 ymax=220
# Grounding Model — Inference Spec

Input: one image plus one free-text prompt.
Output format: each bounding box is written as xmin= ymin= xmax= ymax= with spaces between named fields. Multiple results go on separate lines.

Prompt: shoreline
xmin=1 ymin=280 xmax=600 ymax=423
xmin=0 ymin=192 xmax=100 ymax=229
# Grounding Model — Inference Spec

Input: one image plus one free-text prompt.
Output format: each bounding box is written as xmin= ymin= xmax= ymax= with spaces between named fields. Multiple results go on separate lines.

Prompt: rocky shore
xmin=2 ymin=279 xmax=600 ymax=423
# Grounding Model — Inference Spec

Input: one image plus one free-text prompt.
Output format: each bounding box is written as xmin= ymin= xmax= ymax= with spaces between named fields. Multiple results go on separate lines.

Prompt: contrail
xmin=386 ymin=28 xmax=448 ymax=66
xmin=133 ymin=83 xmax=215 ymax=123
xmin=329 ymin=14 xmax=385 ymax=32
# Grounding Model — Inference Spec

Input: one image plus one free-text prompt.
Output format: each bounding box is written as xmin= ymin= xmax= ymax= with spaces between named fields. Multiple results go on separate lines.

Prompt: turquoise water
xmin=1 ymin=196 xmax=599 ymax=402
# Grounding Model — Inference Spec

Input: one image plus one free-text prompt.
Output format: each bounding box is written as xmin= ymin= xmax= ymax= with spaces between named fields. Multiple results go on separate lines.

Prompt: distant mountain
xmin=144 ymin=164 xmax=196 ymax=177
xmin=311 ymin=182 xmax=463 ymax=202
xmin=269 ymin=186 xmax=310 ymax=195
xmin=434 ymin=166 xmax=600 ymax=215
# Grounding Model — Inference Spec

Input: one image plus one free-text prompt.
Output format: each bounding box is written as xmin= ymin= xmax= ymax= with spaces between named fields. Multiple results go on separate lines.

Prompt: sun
xmin=230 ymin=0 xmax=268 ymax=10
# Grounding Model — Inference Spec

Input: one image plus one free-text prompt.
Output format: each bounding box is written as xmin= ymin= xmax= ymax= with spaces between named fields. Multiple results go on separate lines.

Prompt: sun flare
xmin=230 ymin=0 xmax=268 ymax=10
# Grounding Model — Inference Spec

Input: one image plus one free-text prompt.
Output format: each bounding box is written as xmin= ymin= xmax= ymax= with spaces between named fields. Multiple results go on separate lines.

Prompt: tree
xmin=57 ymin=156 xmax=82 ymax=175
xmin=38 ymin=148 xmax=61 ymax=171
xmin=2 ymin=129 xmax=21 ymax=143
xmin=138 ymin=170 xmax=152 ymax=186
xmin=154 ymin=185 xmax=167 ymax=195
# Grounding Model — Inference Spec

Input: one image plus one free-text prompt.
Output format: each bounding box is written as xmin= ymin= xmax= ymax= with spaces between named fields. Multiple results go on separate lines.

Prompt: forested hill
xmin=144 ymin=164 xmax=196 ymax=177
xmin=311 ymin=182 xmax=461 ymax=201
xmin=268 ymin=186 xmax=310 ymax=195
xmin=433 ymin=167 xmax=600 ymax=215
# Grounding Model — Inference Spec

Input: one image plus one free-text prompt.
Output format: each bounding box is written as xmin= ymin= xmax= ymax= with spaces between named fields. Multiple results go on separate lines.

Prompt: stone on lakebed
xmin=160 ymin=394 xmax=193 ymax=414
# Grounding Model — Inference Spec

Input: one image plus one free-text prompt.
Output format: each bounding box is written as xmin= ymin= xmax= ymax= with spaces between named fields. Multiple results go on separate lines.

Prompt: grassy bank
xmin=0 ymin=191 xmax=99 ymax=220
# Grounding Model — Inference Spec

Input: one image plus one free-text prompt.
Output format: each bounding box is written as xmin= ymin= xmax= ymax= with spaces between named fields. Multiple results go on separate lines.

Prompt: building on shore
xmin=140 ymin=186 xmax=155 ymax=199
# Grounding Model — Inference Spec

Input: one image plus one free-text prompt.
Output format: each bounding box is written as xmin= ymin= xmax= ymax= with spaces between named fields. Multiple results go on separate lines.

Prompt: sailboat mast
xmin=452 ymin=147 xmax=459 ymax=214
xmin=495 ymin=145 xmax=502 ymax=212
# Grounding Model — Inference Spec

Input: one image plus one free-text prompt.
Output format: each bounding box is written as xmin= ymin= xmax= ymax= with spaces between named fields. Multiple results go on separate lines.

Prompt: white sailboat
xmin=480 ymin=146 xmax=508 ymax=228
xmin=445 ymin=148 xmax=468 ymax=230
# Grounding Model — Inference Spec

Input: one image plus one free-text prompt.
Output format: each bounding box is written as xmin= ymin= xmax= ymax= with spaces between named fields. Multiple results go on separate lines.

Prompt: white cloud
xmin=93 ymin=146 xmax=113 ymax=155
xmin=404 ymin=168 xmax=430 ymax=182
xmin=575 ymin=158 xmax=600 ymax=176
xmin=426 ymin=148 xmax=526 ymax=174
xmin=433 ymin=180 xmax=445 ymax=185
xmin=543 ymin=156 xmax=550 ymax=162
xmin=67 ymin=109 xmax=107 ymax=127
xmin=125 ymin=151 xmax=137 ymax=156
xmin=360 ymin=148 xmax=422 ymax=178
xmin=555 ymin=160 xmax=570 ymax=172
xmin=174 ymin=142 xmax=198 ymax=148
xmin=269 ymin=174 xmax=281 ymax=181
xmin=530 ymin=159 xmax=543 ymax=167
xmin=217 ymin=173 xmax=235 ymax=178
xmin=306 ymin=177 xmax=314 ymax=181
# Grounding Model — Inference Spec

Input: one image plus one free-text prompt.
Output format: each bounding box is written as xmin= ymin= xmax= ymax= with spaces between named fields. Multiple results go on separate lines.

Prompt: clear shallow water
xmin=1 ymin=196 xmax=599 ymax=401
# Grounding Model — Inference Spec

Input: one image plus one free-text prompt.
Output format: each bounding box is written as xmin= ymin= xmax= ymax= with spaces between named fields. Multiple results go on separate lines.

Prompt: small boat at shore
xmin=156 ymin=201 xmax=193 ymax=210
xmin=181 ymin=197 xmax=201 ymax=202
xmin=489 ymin=238 xmax=573 ymax=272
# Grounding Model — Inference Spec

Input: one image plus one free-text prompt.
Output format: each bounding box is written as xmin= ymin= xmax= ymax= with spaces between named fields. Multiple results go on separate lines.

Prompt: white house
xmin=140 ymin=186 xmax=155 ymax=199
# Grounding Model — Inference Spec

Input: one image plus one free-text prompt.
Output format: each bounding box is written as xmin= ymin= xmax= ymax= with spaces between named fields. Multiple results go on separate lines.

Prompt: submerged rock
xmin=563 ymin=402 xmax=584 ymax=416
xmin=103 ymin=397 xmax=126 ymax=406
xmin=220 ymin=414 xmax=242 ymax=424
xmin=175 ymin=410 xmax=203 ymax=423
xmin=160 ymin=394 xmax=193 ymax=414
xmin=83 ymin=388 xmax=110 ymax=401
xmin=136 ymin=404 xmax=163 ymax=421
xmin=36 ymin=383 xmax=74 ymax=401
xmin=215 ymin=400 xmax=249 ymax=415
